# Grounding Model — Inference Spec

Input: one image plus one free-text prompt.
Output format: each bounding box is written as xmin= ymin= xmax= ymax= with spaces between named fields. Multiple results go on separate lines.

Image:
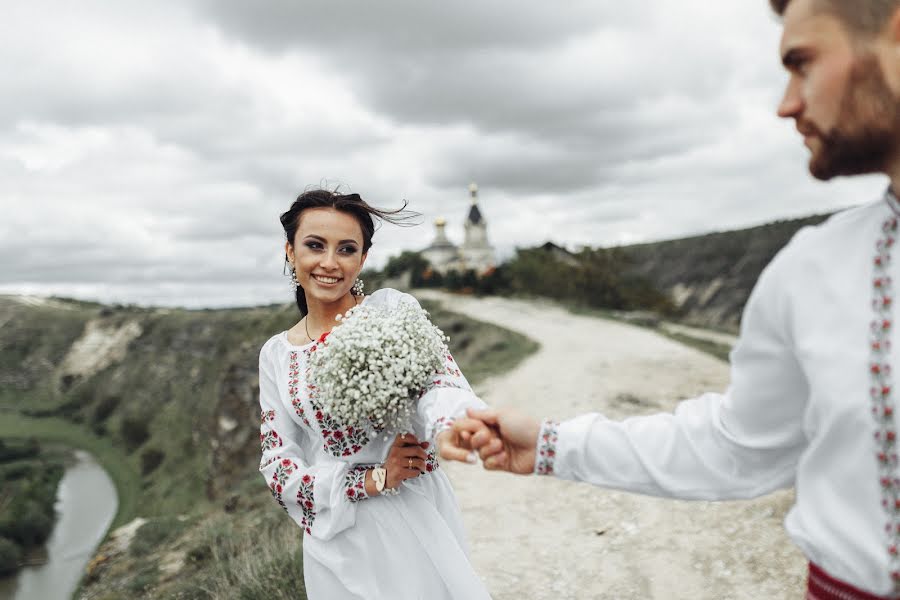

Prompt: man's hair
xmin=770 ymin=0 xmax=899 ymax=34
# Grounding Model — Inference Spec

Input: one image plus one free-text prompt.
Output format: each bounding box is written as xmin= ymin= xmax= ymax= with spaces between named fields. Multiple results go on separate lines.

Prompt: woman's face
xmin=286 ymin=207 xmax=368 ymax=306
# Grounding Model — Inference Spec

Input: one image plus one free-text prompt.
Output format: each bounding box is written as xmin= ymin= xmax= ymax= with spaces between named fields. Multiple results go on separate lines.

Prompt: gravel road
xmin=417 ymin=291 xmax=807 ymax=600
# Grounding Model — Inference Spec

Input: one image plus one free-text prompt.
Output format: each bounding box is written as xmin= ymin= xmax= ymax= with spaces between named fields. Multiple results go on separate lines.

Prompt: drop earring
xmin=352 ymin=278 xmax=364 ymax=296
xmin=290 ymin=267 xmax=300 ymax=291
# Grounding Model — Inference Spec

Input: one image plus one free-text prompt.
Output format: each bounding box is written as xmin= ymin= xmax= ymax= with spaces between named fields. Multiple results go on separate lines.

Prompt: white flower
xmin=307 ymin=301 xmax=449 ymax=432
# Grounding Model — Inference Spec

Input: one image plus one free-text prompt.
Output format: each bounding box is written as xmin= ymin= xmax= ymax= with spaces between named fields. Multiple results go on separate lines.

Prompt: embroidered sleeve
xmin=258 ymin=342 xmax=368 ymax=540
xmin=259 ymin=399 xmax=319 ymax=535
xmin=543 ymin=245 xmax=808 ymax=497
xmin=534 ymin=420 xmax=560 ymax=476
xmin=386 ymin=291 xmax=488 ymax=442
xmin=344 ymin=466 xmax=370 ymax=503
xmin=417 ymin=349 xmax=489 ymax=442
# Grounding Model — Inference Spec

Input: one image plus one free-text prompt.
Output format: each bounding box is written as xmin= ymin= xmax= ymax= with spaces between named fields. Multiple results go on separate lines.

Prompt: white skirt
xmin=302 ymin=468 xmax=493 ymax=600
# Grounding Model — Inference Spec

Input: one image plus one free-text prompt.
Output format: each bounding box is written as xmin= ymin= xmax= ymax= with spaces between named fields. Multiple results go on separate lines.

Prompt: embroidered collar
xmin=885 ymin=186 xmax=900 ymax=217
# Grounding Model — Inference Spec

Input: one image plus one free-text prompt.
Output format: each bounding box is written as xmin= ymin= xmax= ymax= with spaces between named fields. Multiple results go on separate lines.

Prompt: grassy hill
xmin=0 ymin=294 xmax=537 ymax=599
xmin=377 ymin=210 xmax=840 ymax=336
xmin=616 ymin=212 xmax=835 ymax=332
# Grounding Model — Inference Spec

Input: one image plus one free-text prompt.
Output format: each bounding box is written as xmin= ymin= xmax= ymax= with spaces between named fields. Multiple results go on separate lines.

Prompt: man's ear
xmin=883 ymin=7 xmax=900 ymax=92
xmin=893 ymin=5 xmax=900 ymax=39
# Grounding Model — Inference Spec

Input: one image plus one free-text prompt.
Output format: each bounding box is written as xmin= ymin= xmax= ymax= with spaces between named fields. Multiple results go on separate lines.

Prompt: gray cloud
xmin=1 ymin=0 xmax=890 ymax=307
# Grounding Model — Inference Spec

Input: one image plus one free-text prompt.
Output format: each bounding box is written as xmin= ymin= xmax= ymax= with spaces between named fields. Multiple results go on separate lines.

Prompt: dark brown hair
xmin=770 ymin=0 xmax=899 ymax=34
xmin=279 ymin=188 xmax=418 ymax=315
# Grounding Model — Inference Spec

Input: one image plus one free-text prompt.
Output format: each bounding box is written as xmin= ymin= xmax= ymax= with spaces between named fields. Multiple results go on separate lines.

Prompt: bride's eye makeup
xmin=302 ymin=239 xmax=359 ymax=255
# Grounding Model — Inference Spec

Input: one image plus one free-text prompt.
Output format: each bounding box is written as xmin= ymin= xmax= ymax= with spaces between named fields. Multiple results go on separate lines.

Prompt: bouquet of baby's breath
xmin=307 ymin=300 xmax=450 ymax=432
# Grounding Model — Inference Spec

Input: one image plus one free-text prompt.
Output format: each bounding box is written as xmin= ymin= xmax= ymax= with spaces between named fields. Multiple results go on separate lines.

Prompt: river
xmin=0 ymin=449 xmax=118 ymax=600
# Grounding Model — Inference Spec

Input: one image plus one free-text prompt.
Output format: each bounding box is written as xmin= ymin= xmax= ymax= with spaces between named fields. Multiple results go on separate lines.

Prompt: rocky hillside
xmin=0 ymin=294 xmax=537 ymax=599
xmin=618 ymin=211 xmax=835 ymax=332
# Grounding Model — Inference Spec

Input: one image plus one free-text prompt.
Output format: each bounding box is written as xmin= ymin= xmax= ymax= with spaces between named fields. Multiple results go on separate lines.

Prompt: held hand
xmin=466 ymin=407 xmax=541 ymax=475
xmin=383 ymin=433 xmax=429 ymax=489
xmin=437 ymin=418 xmax=492 ymax=464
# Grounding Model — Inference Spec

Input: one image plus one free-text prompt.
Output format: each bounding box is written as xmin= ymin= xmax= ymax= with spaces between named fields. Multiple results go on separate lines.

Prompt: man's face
xmin=777 ymin=0 xmax=900 ymax=181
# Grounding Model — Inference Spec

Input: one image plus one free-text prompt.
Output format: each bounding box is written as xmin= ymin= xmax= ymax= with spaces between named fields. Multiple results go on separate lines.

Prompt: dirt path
xmin=417 ymin=291 xmax=806 ymax=600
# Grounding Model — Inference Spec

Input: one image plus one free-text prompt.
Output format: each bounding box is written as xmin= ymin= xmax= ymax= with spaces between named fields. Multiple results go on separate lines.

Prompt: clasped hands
xmin=370 ymin=407 xmax=543 ymax=494
xmin=435 ymin=408 xmax=542 ymax=475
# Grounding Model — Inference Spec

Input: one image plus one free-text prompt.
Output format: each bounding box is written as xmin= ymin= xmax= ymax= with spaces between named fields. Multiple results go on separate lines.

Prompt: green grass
xmin=130 ymin=516 xmax=191 ymax=557
xmin=659 ymin=332 xmax=732 ymax=363
xmin=0 ymin=413 xmax=141 ymax=531
xmin=422 ymin=301 xmax=539 ymax=386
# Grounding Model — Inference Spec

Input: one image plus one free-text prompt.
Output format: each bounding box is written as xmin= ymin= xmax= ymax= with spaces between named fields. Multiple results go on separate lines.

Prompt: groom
xmin=441 ymin=0 xmax=900 ymax=597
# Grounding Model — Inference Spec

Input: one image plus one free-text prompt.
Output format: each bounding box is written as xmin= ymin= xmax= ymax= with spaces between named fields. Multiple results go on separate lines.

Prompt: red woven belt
xmin=808 ymin=562 xmax=892 ymax=600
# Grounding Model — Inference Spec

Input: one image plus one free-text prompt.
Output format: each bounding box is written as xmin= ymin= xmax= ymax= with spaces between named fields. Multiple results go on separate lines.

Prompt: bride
xmin=257 ymin=188 xmax=493 ymax=599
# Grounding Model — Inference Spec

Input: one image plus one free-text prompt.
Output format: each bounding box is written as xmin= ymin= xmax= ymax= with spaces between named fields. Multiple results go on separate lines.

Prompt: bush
xmin=0 ymin=536 xmax=22 ymax=576
xmin=130 ymin=517 xmax=187 ymax=557
xmin=140 ymin=448 xmax=165 ymax=476
xmin=126 ymin=563 xmax=160 ymax=595
xmin=186 ymin=541 xmax=212 ymax=564
xmin=0 ymin=498 xmax=54 ymax=547
xmin=0 ymin=438 xmax=40 ymax=462
xmin=120 ymin=416 xmax=150 ymax=452
xmin=92 ymin=395 xmax=121 ymax=424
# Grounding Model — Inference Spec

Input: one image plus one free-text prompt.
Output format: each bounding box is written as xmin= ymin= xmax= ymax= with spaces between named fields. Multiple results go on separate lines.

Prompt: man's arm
xmin=459 ymin=247 xmax=810 ymax=500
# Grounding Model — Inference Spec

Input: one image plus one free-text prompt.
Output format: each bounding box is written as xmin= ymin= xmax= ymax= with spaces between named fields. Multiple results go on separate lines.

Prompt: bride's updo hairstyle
xmin=280 ymin=188 xmax=419 ymax=315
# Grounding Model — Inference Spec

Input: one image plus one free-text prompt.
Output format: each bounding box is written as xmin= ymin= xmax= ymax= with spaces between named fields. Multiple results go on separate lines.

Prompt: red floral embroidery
xmin=296 ymin=473 xmax=316 ymax=534
xmin=288 ymin=352 xmax=311 ymax=427
xmin=268 ymin=458 xmax=297 ymax=514
xmin=437 ymin=353 xmax=463 ymax=378
xmin=260 ymin=430 xmax=283 ymax=453
xmin=260 ymin=455 xmax=281 ymax=470
xmin=433 ymin=416 xmax=455 ymax=436
xmin=345 ymin=466 xmax=369 ymax=503
xmin=871 ymin=201 xmax=900 ymax=593
xmin=535 ymin=420 xmax=559 ymax=476
xmin=292 ymin=349 xmax=370 ymax=458
xmin=424 ymin=447 xmax=440 ymax=473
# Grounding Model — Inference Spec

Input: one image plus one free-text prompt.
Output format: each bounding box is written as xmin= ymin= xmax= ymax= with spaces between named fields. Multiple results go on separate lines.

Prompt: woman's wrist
xmin=364 ymin=469 xmax=379 ymax=497
xmin=363 ymin=466 xmax=400 ymax=497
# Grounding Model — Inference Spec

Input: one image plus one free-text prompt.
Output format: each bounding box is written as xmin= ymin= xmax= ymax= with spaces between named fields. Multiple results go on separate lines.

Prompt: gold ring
xmin=408 ymin=458 xmax=412 ymax=469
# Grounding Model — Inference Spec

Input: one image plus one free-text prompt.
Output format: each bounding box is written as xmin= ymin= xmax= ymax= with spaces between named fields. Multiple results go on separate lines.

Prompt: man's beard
xmin=803 ymin=53 xmax=900 ymax=181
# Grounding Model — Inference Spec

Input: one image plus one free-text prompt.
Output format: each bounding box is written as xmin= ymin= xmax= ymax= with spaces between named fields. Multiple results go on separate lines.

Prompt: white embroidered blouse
xmin=258 ymin=288 xmax=492 ymax=599
xmin=536 ymin=188 xmax=900 ymax=596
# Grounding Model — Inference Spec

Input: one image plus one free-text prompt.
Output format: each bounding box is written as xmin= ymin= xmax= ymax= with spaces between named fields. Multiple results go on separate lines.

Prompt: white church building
xmin=421 ymin=183 xmax=496 ymax=275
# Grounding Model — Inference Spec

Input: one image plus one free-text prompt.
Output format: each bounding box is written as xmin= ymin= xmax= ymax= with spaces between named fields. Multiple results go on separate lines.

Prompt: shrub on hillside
xmin=0 ymin=438 xmax=40 ymax=462
xmin=92 ymin=395 xmax=121 ymax=424
xmin=0 ymin=536 xmax=22 ymax=576
xmin=130 ymin=517 xmax=187 ymax=557
xmin=120 ymin=415 xmax=150 ymax=452
xmin=0 ymin=498 xmax=54 ymax=547
xmin=140 ymin=448 xmax=165 ymax=476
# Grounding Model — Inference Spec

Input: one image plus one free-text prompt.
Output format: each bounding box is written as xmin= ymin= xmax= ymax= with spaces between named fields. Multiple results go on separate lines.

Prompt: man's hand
xmin=437 ymin=418 xmax=490 ymax=464
xmin=466 ymin=407 xmax=541 ymax=475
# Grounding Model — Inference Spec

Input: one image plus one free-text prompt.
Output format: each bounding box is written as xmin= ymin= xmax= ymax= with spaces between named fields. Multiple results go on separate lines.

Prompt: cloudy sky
xmin=1 ymin=1 xmax=888 ymax=308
